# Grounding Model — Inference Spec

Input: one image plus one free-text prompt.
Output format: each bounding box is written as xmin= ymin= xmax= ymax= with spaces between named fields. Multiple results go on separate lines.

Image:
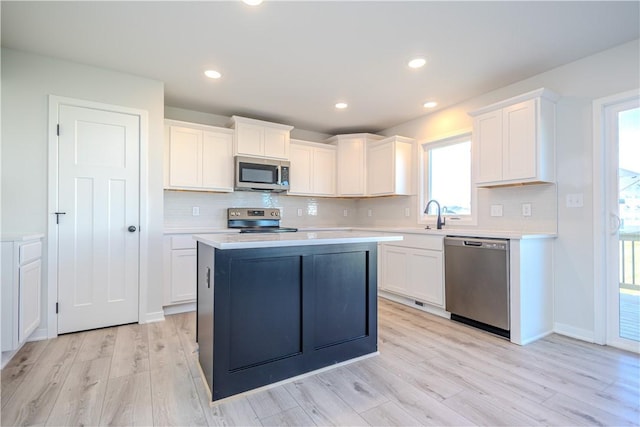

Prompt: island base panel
xmin=197 ymin=242 xmax=378 ymax=401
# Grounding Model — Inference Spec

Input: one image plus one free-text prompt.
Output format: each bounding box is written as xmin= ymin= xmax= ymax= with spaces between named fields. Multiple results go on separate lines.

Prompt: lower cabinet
xmin=379 ymin=234 xmax=444 ymax=308
xmin=2 ymin=236 xmax=43 ymax=352
xmin=163 ymin=234 xmax=197 ymax=306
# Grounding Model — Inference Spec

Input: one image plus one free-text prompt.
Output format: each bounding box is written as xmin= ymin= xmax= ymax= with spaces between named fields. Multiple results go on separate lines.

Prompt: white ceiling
xmin=2 ymin=1 xmax=639 ymax=134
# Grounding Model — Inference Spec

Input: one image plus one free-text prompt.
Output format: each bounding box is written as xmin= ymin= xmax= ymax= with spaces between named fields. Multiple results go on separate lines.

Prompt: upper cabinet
xmin=469 ymin=88 xmax=559 ymax=187
xmin=229 ymin=116 xmax=293 ymax=160
xmin=289 ymin=139 xmax=336 ymax=197
xmin=164 ymin=120 xmax=234 ymax=192
xmin=326 ymin=134 xmax=383 ymax=197
xmin=367 ymin=136 xmax=415 ymax=196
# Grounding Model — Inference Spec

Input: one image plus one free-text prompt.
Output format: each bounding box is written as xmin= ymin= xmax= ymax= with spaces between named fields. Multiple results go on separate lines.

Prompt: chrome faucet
xmin=424 ymin=199 xmax=445 ymax=229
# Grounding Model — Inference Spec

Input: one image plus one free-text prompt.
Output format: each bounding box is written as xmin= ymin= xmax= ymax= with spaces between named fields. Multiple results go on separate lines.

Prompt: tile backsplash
xmin=165 ymin=183 xmax=557 ymax=233
xmin=164 ymin=190 xmax=358 ymax=229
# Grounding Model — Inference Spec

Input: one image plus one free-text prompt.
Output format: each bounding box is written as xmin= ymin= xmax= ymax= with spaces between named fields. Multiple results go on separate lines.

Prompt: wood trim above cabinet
xmin=468 ymin=88 xmax=560 ymax=117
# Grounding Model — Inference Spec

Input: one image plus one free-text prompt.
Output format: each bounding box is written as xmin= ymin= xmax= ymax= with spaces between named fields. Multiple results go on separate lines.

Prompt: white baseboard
xmin=142 ymin=311 xmax=165 ymax=324
xmin=163 ymin=302 xmax=196 ymax=316
xmin=378 ymin=291 xmax=449 ymax=319
xmin=554 ymin=322 xmax=595 ymax=343
xmin=27 ymin=327 xmax=48 ymax=342
xmin=517 ymin=329 xmax=554 ymax=346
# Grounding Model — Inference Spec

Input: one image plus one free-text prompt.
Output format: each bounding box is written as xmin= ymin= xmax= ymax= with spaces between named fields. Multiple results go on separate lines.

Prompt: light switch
xmin=490 ymin=205 xmax=503 ymax=217
xmin=192 ymin=206 xmax=200 ymax=216
xmin=367 ymin=209 xmax=373 ymax=217
xmin=297 ymin=208 xmax=303 ymax=217
xmin=522 ymin=203 xmax=532 ymax=217
xmin=404 ymin=207 xmax=411 ymax=217
xmin=343 ymin=209 xmax=348 ymax=217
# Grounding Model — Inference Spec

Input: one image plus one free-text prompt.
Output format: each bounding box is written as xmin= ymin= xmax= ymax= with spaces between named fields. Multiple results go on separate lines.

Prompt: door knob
xmin=128 ymin=226 xmax=137 ymax=232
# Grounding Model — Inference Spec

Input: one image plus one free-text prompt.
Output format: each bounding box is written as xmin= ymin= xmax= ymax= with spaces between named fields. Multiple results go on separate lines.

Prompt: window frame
xmin=419 ymin=131 xmax=477 ymax=226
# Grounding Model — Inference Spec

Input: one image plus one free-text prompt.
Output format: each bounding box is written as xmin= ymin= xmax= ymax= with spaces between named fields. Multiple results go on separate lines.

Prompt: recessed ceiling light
xmin=243 ymin=0 xmax=263 ymax=5
xmin=204 ymin=70 xmax=222 ymax=79
xmin=335 ymin=102 xmax=348 ymax=109
xmin=408 ymin=58 xmax=426 ymax=69
xmin=423 ymin=101 xmax=438 ymax=108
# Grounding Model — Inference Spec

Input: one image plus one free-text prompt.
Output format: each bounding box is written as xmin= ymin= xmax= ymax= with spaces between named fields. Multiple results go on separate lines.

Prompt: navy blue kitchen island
xmin=194 ymin=231 xmax=402 ymax=402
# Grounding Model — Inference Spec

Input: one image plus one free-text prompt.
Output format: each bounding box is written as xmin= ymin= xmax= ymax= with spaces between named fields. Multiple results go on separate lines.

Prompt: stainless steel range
xmin=227 ymin=208 xmax=298 ymax=233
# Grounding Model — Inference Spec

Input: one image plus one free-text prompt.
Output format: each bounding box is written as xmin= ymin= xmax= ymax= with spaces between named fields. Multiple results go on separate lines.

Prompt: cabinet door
xmin=19 ymin=259 xmax=41 ymax=343
xmin=368 ymin=142 xmax=394 ymax=195
xmin=380 ymin=246 xmax=409 ymax=295
xmin=406 ymin=249 xmax=443 ymax=307
xmin=236 ymin=122 xmax=264 ymax=156
xmin=169 ymin=126 xmax=202 ymax=188
xmin=202 ymin=131 xmax=234 ymax=191
xmin=289 ymin=144 xmax=313 ymax=194
xmin=502 ymin=99 xmax=536 ymax=181
xmin=170 ymin=249 xmax=197 ymax=303
xmin=312 ymin=147 xmax=336 ymax=196
xmin=337 ymin=138 xmax=366 ymax=196
xmin=264 ymin=128 xmax=289 ymax=159
xmin=474 ymin=111 xmax=503 ymax=184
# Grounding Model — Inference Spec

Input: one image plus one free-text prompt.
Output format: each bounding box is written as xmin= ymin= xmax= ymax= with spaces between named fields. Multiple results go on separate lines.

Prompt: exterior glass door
xmin=617 ymin=106 xmax=640 ymax=343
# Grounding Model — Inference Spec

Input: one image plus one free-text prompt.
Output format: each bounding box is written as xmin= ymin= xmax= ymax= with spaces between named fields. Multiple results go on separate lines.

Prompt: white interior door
xmin=57 ymin=104 xmax=140 ymax=334
xmin=604 ymin=96 xmax=640 ymax=352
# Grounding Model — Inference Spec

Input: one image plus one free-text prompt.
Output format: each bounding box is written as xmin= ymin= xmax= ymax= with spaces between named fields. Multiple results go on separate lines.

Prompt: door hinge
xmin=56 ymin=302 xmax=59 ymax=314
xmin=56 ymin=124 xmax=60 ymax=136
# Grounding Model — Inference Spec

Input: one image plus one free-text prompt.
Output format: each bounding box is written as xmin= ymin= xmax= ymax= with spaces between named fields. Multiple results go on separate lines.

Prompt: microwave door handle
xmin=277 ymin=166 xmax=281 ymax=185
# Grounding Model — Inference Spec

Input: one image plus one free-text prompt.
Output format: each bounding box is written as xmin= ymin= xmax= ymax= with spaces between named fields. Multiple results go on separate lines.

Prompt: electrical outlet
xmin=192 ymin=206 xmax=200 ymax=216
xmin=404 ymin=207 xmax=411 ymax=217
xmin=490 ymin=205 xmax=503 ymax=217
xmin=566 ymin=193 xmax=584 ymax=208
xmin=367 ymin=209 xmax=373 ymax=217
xmin=343 ymin=209 xmax=348 ymax=217
xmin=522 ymin=203 xmax=532 ymax=217
xmin=297 ymin=208 xmax=303 ymax=217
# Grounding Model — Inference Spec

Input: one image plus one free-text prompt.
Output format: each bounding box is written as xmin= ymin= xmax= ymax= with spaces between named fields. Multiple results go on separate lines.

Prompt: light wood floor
xmin=2 ymin=298 xmax=639 ymax=426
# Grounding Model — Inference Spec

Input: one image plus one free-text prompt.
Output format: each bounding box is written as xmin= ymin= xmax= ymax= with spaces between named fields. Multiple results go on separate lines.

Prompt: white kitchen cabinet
xmin=469 ymin=88 xmax=559 ymax=187
xmin=163 ymin=235 xmax=197 ymax=306
xmin=2 ymin=235 xmax=43 ymax=352
xmin=326 ymin=133 xmax=383 ymax=196
xmin=367 ymin=135 xmax=415 ymax=196
xmin=229 ymin=116 xmax=293 ymax=160
xmin=165 ymin=120 xmax=234 ymax=192
xmin=289 ymin=139 xmax=336 ymax=196
xmin=379 ymin=234 xmax=444 ymax=308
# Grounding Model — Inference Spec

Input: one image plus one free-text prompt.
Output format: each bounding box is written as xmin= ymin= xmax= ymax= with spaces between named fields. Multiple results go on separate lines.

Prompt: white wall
xmin=1 ymin=48 xmax=166 ymax=329
xmin=380 ymin=39 xmax=640 ymax=341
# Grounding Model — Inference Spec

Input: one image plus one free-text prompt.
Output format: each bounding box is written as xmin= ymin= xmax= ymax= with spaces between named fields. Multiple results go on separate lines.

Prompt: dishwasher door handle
xmin=464 ymin=240 xmax=483 ymax=246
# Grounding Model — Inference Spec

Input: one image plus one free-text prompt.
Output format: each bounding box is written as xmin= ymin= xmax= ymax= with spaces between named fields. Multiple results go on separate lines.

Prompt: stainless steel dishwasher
xmin=444 ymin=237 xmax=510 ymax=338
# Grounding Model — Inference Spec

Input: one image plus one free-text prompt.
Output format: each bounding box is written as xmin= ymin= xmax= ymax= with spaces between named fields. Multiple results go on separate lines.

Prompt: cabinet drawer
xmin=386 ymin=234 xmax=443 ymax=251
xmin=171 ymin=235 xmax=197 ymax=250
xmin=19 ymin=241 xmax=42 ymax=264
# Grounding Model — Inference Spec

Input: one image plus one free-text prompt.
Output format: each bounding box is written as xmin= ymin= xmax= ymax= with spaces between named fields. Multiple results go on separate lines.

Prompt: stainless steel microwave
xmin=234 ymin=156 xmax=290 ymax=192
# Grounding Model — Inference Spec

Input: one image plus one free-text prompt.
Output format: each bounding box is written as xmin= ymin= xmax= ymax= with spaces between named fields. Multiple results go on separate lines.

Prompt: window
xmin=421 ymin=133 xmax=474 ymax=224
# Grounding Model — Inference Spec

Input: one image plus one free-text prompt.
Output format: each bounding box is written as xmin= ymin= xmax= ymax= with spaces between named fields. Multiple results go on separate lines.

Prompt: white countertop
xmin=193 ymin=230 xmax=403 ymax=250
xmin=164 ymin=226 xmax=352 ymax=235
xmin=167 ymin=225 xmax=556 ymax=240
xmin=1 ymin=233 xmax=45 ymax=242
xmin=355 ymin=227 xmax=557 ymax=240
